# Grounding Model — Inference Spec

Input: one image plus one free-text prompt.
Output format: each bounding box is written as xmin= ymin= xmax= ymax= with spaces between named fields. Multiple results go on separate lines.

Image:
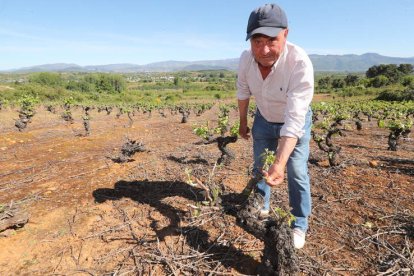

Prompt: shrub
xmin=401 ymin=75 xmax=414 ymax=88
xmin=376 ymin=89 xmax=414 ymax=101
xmin=29 ymin=72 xmax=63 ymax=87
xmin=370 ymin=75 xmax=389 ymax=88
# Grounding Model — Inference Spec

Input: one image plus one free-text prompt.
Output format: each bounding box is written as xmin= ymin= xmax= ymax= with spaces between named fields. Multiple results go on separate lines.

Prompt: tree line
xmin=317 ymin=64 xmax=414 ymax=89
xmin=28 ymin=72 xmax=126 ymax=93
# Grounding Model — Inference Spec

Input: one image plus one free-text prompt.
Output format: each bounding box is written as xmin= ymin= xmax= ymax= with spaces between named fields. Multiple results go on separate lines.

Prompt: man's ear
xmin=283 ymin=28 xmax=289 ymax=38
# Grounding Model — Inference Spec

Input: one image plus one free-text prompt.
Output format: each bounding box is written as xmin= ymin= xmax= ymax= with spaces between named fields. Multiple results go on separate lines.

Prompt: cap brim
xmin=246 ymin=27 xmax=284 ymax=41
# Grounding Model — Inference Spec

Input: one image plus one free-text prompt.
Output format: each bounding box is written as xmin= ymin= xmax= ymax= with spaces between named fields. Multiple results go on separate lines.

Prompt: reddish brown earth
xmin=0 ymin=103 xmax=413 ymax=275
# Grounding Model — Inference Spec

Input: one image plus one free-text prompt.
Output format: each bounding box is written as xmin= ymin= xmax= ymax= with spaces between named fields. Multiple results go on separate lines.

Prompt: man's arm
xmin=238 ymin=99 xmax=250 ymax=139
xmin=264 ymin=53 xmax=314 ymax=186
xmin=262 ymin=136 xmax=297 ymax=186
xmin=236 ymin=51 xmax=252 ymax=140
xmin=281 ymin=58 xmax=314 ymax=138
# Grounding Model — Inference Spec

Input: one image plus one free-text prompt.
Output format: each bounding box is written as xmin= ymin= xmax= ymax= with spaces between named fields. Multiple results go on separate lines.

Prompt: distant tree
xmin=398 ymin=63 xmax=413 ymax=75
xmin=78 ymin=80 xmax=95 ymax=92
xmin=317 ymin=76 xmax=332 ymax=89
xmin=65 ymin=73 xmax=125 ymax=93
xmin=66 ymin=80 xmax=78 ymax=91
xmin=94 ymin=74 xmax=126 ymax=93
xmin=385 ymin=64 xmax=403 ymax=83
xmin=344 ymin=74 xmax=359 ymax=86
xmin=111 ymin=74 xmax=126 ymax=93
xmin=366 ymin=64 xmax=407 ymax=84
xmin=376 ymin=89 xmax=414 ymax=101
xmin=29 ymin=72 xmax=63 ymax=87
xmin=371 ymin=75 xmax=389 ymax=88
xmin=332 ymin=78 xmax=345 ymax=89
xmin=401 ymin=75 xmax=414 ymax=88
xmin=366 ymin=65 xmax=380 ymax=79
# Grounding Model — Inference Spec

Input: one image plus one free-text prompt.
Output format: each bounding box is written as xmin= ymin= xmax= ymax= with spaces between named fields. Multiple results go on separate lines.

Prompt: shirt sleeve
xmin=236 ymin=51 xmax=252 ymax=100
xmin=281 ymin=58 xmax=314 ymax=138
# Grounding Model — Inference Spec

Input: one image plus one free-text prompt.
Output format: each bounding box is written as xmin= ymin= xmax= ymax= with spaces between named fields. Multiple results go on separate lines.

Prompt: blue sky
xmin=1 ymin=0 xmax=413 ymax=70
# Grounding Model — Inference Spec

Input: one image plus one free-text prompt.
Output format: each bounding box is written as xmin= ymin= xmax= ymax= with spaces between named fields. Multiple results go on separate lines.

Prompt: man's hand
xmin=238 ymin=99 xmax=250 ymax=140
xmin=239 ymin=123 xmax=250 ymax=140
xmin=262 ymin=163 xmax=285 ymax=187
xmin=262 ymin=136 xmax=298 ymax=187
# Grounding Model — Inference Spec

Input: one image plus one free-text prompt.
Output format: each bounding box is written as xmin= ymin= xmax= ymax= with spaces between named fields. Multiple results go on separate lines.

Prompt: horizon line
xmin=1 ymin=52 xmax=414 ymax=72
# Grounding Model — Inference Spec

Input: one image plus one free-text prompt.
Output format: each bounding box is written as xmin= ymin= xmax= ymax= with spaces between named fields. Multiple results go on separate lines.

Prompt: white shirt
xmin=237 ymin=41 xmax=314 ymax=138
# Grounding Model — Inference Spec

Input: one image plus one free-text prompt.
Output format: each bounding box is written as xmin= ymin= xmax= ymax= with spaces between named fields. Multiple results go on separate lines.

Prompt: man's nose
xmin=260 ymin=45 xmax=270 ymax=55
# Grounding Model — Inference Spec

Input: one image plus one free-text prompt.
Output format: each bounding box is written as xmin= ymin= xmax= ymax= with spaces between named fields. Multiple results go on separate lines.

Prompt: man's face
xmin=250 ymin=29 xmax=288 ymax=68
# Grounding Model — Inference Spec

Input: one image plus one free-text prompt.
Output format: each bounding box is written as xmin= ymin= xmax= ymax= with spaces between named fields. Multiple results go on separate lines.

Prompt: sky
xmin=1 ymin=0 xmax=413 ymax=70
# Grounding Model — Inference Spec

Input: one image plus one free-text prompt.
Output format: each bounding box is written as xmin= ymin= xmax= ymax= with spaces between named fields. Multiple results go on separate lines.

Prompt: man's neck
xmin=258 ymin=62 xmax=273 ymax=80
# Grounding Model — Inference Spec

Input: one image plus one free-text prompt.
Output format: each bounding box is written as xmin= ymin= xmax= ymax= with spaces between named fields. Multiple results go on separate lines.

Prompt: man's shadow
xmin=92 ymin=180 xmax=260 ymax=274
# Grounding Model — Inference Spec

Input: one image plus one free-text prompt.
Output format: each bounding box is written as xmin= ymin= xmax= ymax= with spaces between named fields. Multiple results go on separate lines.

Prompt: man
xmin=237 ymin=3 xmax=314 ymax=249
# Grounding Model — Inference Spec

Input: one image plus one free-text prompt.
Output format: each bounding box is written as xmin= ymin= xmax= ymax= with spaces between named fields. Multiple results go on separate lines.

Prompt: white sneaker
xmin=293 ymin=228 xmax=306 ymax=249
xmin=258 ymin=209 xmax=269 ymax=219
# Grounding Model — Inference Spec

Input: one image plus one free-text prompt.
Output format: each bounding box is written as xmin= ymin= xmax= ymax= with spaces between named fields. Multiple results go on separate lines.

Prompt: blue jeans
xmin=252 ymin=108 xmax=312 ymax=232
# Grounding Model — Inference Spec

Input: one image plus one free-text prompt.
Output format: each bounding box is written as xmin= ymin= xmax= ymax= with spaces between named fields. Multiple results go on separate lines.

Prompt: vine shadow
xmin=377 ymin=156 xmax=414 ymax=176
xmin=166 ymin=155 xmax=209 ymax=165
xmin=92 ymin=180 xmax=260 ymax=274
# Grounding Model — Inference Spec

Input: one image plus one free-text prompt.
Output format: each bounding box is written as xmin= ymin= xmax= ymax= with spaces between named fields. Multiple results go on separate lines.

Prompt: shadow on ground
xmin=92 ymin=180 xmax=262 ymax=274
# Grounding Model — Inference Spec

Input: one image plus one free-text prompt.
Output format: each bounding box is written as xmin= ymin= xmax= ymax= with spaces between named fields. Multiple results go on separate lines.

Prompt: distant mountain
xmin=310 ymin=53 xmax=414 ymax=72
xmin=83 ymin=63 xmax=139 ymax=72
xmin=3 ymin=53 xmax=414 ymax=73
xmin=12 ymin=63 xmax=84 ymax=72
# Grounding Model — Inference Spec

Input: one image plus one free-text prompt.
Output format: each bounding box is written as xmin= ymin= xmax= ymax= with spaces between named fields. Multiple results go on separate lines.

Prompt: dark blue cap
xmin=246 ymin=3 xmax=288 ymax=41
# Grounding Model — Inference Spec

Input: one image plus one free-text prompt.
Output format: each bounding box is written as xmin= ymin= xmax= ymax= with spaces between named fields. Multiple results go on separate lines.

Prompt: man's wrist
xmin=240 ymin=118 xmax=248 ymax=124
xmin=272 ymin=158 xmax=286 ymax=168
